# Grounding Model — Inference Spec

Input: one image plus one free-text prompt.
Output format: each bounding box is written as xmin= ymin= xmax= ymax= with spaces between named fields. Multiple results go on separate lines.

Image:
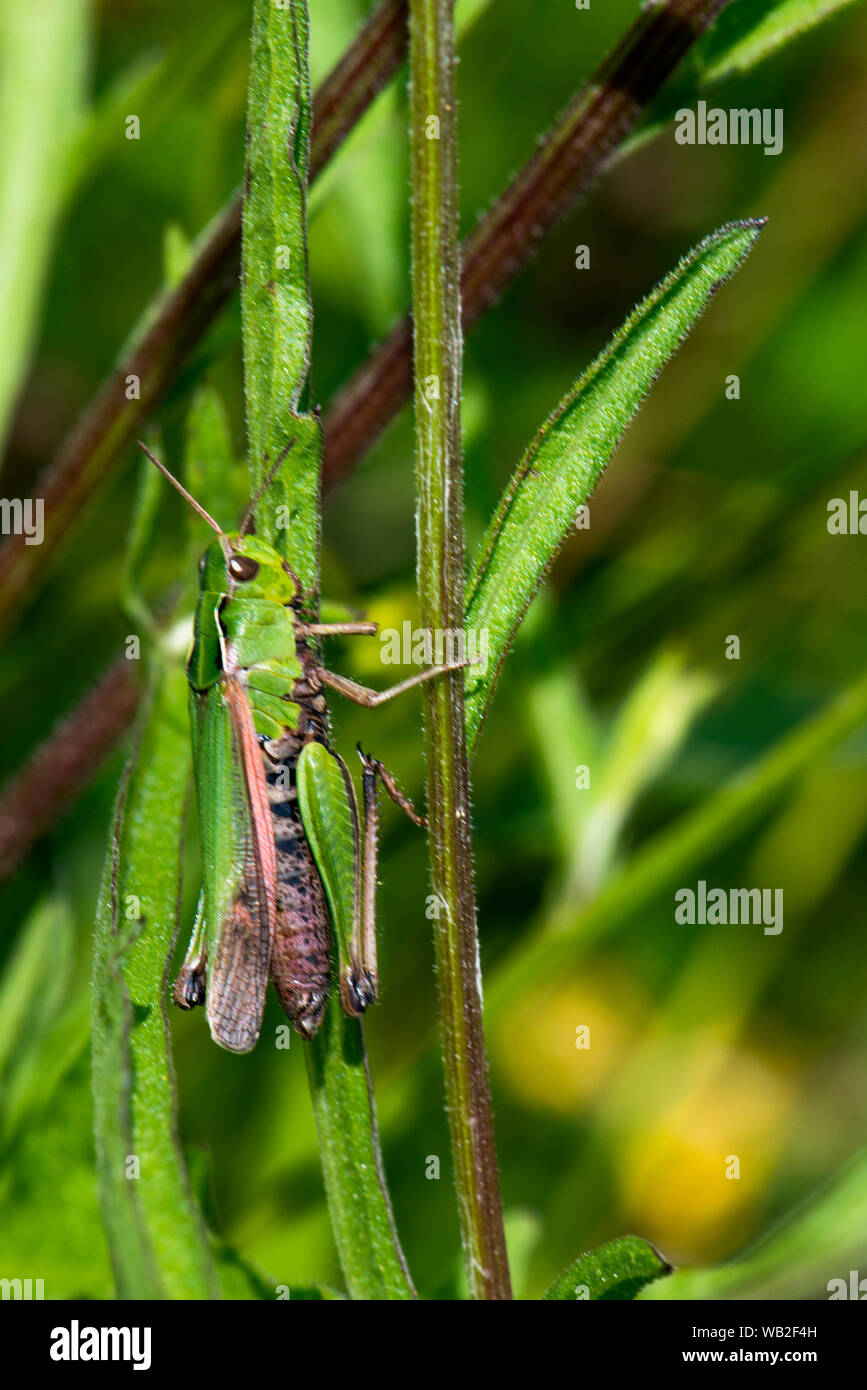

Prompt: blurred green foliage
xmin=1 ymin=0 xmax=867 ymax=1298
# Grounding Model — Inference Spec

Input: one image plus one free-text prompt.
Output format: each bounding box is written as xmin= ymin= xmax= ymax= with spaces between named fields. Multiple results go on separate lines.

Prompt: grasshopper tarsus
xmin=173 ymin=964 xmax=206 ymax=1011
xmin=341 ymin=967 xmax=378 ymax=1018
xmin=358 ymin=745 xmax=427 ymax=828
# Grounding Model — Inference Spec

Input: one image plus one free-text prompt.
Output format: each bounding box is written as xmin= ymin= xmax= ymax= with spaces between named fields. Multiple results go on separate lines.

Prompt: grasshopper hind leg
xmin=340 ymin=747 xmax=427 ymax=1019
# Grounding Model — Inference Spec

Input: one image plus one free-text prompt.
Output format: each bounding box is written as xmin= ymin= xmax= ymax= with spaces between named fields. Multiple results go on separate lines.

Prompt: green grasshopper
xmin=140 ymin=443 xmax=464 ymax=1053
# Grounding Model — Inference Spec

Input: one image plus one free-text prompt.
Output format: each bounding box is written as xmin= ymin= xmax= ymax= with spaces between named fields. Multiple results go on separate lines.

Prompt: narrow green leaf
xmin=305 ymin=1007 xmax=416 ymax=1301
xmin=465 ymin=220 xmax=765 ymax=750
xmin=241 ymin=0 xmax=413 ymax=1300
xmin=0 ymin=1049 xmax=114 ymax=1299
xmin=242 ymin=0 xmax=321 ymax=588
xmin=0 ymin=0 xmax=89 ymax=450
xmin=61 ymin=8 xmax=244 ymax=204
xmin=0 ymin=895 xmax=86 ymax=1149
xmin=92 ymin=660 xmax=218 ymax=1299
xmin=544 ymin=1235 xmax=672 ymax=1301
xmin=184 ymin=384 xmax=239 ymax=552
xmin=701 ymin=0 xmax=863 ymax=84
xmin=0 ymin=896 xmax=73 ymax=1085
xmin=123 ymin=435 xmax=165 ymax=635
xmin=577 ymin=651 xmax=717 ymax=897
xmin=626 ymin=0 xmax=865 ymax=161
xmin=640 ymin=1146 xmax=867 ymax=1300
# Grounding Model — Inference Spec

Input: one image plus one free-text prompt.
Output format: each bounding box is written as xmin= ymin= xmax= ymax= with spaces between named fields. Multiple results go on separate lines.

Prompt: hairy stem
xmin=411 ymin=0 xmax=511 ymax=1301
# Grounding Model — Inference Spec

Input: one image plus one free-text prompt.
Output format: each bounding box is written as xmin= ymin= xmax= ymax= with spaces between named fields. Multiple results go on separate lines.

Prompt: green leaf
xmin=184 ymin=384 xmax=239 ymax=552
xmin=503 ymin=1208 xmax=542 ymax=1300
xmin=576 ymin=651 xmax=717 ymax=897
xmin=464 ymin=220 xmax=764 ymax=750
xmin=242 ymin=0 xmax=321 ymax=588
xmin=626 ymin=0 xmax=865 ymax=161
xmin=92 ymin=661 xmax=219 ymax=1299
xmin=305 ymin=1003 xmax=416 ymax=1300
xmin=544 ymin=1235 xmax=671 ymax=1301
xmin=0 ymin=895 xmax=87 ymax=1149
xmin=241 ymin=0 xmax=413 ymax=1301
xmin=0 ymin=1049 xmax=114 ymax=1299
xmin=701 ymin=0 xmax=863 ymax=84
xmin=641 ymin=1145 xmax=867 ymax=1300
xmin=61 ymin=8 xmax=244 ymax=204
xmin=0 ymin=0 xmax=89 ymax=450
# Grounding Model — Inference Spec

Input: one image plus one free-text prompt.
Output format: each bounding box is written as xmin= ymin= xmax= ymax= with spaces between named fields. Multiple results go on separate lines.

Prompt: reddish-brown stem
xmin=0 ymin=655 xmax=141 ymax=881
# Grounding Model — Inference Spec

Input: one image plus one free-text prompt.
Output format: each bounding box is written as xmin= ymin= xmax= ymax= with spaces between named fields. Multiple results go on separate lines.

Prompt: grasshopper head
xmin=135 ymin=440 xmax=304 ymax=607
xmin=200 ymin=533 xmax=301 ymax=606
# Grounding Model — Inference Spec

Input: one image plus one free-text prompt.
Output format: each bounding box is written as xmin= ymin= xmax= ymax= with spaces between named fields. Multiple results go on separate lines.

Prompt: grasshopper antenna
xmin=137 ymin=441 xmax=223 ymax=536
xmin=239 ymin=436 xmax=297 ymax=538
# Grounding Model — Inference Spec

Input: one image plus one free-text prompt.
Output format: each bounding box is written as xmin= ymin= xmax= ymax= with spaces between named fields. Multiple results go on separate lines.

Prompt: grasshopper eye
xmin=228 ymin=554 xmax=259 ymax=582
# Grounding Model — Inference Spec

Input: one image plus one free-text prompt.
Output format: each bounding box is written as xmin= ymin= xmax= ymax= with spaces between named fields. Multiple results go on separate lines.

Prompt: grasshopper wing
xmin=296 ymin=741 xmax=364 ymax=1015
xmin=191 ymin=679 xmax=277 ymax=1053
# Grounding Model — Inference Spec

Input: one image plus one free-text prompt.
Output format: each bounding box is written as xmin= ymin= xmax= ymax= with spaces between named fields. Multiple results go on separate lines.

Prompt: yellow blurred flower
xmin=494 ymin=969 xmax=647 ymax=1115
xmin=618 ymin=1043 xmax=794 ymax=1260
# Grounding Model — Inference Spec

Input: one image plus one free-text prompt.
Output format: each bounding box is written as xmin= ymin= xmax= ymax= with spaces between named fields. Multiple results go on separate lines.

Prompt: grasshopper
xmin=140 ymin=443 xmax=464 ymax=1053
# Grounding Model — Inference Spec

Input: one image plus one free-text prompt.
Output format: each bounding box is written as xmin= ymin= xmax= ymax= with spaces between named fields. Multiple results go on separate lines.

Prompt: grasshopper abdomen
xmin=264 ymin=731 xmax=332 ymax=1039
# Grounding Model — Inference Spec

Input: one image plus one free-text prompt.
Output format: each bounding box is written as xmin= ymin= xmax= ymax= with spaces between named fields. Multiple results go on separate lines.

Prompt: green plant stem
xmin=410 ymin=0 xmax=511 ymax=1302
